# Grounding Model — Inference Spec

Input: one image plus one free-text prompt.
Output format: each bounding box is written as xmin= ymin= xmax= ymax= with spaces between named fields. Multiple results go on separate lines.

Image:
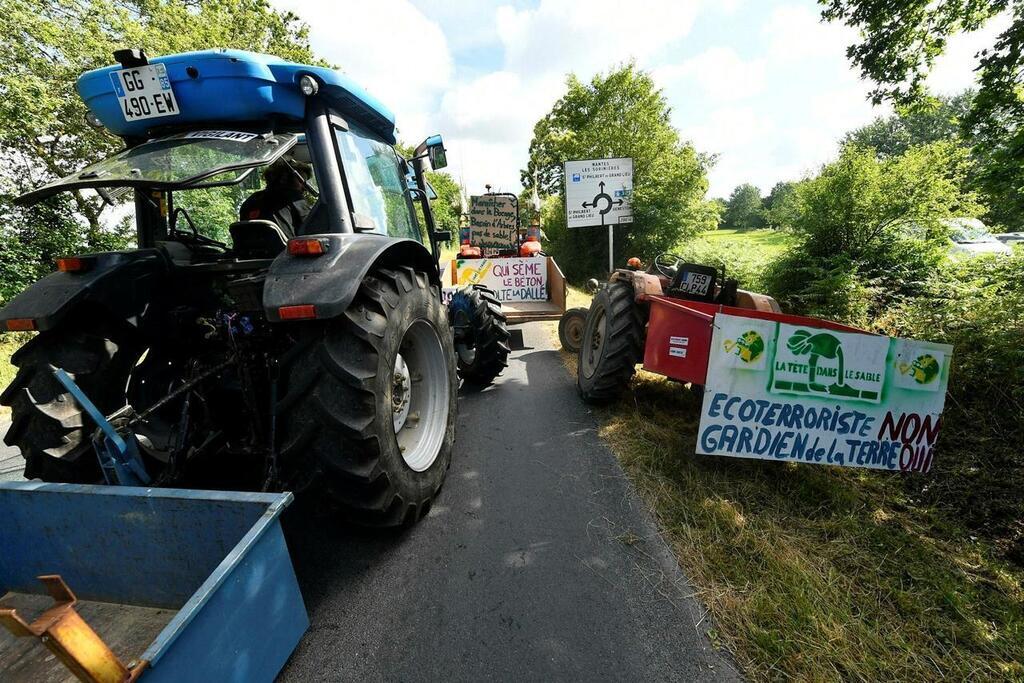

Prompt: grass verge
xmin=556 ymin=288 xmax=1023 ymax=682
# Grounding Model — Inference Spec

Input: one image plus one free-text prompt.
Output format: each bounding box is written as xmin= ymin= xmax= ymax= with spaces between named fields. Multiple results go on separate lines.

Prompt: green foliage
xmin=523 ymin=63 xmax=717 ymax=281
xmin=843 ymin=93 xmax=971 ymax=157
xmin=821 ymin=2 xmax=1024 ymax=231
xmin=0 ymin=192 xmax=132 ymax=304
xmin=876 ymin=251 xmax=1024 ymax=555
xmin=722 ymin=183 xmax=766 ymax=230
xmin=843 ymin=91 xmax=1024 ymax=230
xmin=763 ymin=142 xmax=981 ymax=325
xmin=762 ymin=180 xmax=801 ymax=230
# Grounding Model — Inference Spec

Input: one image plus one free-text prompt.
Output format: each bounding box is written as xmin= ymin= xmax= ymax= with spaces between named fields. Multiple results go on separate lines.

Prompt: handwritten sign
xmin=469 ymin=195 xmax=518 ymax=251
xmin=451 ymin=257 xmax=547 ymax=302
xmin=697 ymin=313 xmax=952 ymax=473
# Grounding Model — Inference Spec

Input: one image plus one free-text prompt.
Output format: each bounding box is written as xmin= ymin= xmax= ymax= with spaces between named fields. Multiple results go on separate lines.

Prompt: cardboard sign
xmin=469 ymin=195 xmax=518 ymax=250
xmin=697 ymin=313 xmax=952 ymax=473
xmin=451 ymin=258 xmax=547 ymax=302
xmin=564 ymin=158 xmax=633 ymax=228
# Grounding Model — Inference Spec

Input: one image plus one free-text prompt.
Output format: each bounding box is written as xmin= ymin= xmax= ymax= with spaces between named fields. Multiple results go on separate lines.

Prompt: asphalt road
xmin=279 ymin=323 xmax=738 ymax=682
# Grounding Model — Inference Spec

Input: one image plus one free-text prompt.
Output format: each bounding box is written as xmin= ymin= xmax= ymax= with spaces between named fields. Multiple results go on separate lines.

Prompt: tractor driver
xmin=239 ymin=159 xmax=312 ymax=236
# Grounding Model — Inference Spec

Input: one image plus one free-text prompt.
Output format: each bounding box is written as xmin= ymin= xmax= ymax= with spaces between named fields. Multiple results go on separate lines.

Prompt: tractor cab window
xmin=334 ymin=124 xmax=419 ymax=241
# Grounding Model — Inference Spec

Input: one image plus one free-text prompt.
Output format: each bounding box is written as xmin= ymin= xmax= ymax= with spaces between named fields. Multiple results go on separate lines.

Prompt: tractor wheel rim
xmin=392 ymin=353 xmax=412 ymax=432
xmin=581 ymin=305 xmax=607 ymax=378
xmin=395 ymin=319 xmax=450 ymax=472
xmin=568 ymin=317 xmax=585 ymax=346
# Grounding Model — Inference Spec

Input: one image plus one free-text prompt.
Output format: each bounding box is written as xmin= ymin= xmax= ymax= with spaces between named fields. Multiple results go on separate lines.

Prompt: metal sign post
xmin=563 ymin=158 xmax=633 ymax=274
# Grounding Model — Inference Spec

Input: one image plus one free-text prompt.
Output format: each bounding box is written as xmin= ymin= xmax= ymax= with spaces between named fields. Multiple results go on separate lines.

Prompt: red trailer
xmin=576 ymin=255 xmax=870 ymax=403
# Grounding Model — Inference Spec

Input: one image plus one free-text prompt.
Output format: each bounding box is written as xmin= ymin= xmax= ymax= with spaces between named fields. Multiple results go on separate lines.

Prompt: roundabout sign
xmin=564 ymin=158 xmax=633 ymax=272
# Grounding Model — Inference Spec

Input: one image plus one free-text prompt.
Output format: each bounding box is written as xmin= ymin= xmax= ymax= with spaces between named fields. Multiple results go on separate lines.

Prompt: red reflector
xmin=287 ymin=239 xmax=329 ymax=256
xmin=56 ymin=257 xmax=91 ymax=272
xmin=6 ymin=318 xmax=36 ymax=331
xmin=278 ymin=304 xmax=317 ymax=320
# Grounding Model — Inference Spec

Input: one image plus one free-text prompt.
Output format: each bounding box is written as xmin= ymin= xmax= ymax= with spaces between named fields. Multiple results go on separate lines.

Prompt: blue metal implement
xmin=0 ymin=483 xmax=308 ymax=682
xmin=52 ymin=367 xmax=151 ymax=486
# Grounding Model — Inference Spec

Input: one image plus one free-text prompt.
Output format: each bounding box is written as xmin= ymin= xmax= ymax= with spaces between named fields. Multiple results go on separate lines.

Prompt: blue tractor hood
xmin=78 ymin=49 xmax=397 ymax=144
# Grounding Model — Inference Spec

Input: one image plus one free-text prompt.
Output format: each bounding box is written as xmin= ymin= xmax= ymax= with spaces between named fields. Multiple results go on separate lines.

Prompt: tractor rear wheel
xmin=449 ymin=285 xmax=510 ymax=386
xmin=577 ymin=281 xmax=645 ymax=404
xmin=1 ymin=318 xmax=140 ymax=482
xmin=558 ymin=306 xmax=589 ymax=353
xmin=276 ymin=267 xmax=457 ymax=527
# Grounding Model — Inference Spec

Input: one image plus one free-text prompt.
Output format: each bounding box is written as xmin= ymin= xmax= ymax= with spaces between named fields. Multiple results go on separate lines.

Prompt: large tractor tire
xmin=448 ymin=285 xmax=510 ymax=386
xmin=1 ymin=319 xmax=139 ymax=482
xmin=558 ymin=306 xmax=589 ymax=353
xmin=577 ymin=281 xmax=645 ymax=404
xmin=276 ymin=267 xmax=457 ymax=527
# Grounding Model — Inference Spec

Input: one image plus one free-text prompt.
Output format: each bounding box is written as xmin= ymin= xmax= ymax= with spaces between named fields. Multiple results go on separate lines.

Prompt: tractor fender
xmin=263 ymin=233 xmax=440 ymax=322
xmin=0 ymin=250 xmax=168 ymax=332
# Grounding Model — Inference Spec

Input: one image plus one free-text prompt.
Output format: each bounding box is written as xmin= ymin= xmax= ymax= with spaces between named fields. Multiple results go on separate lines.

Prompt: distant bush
xmin=763 ymin=143 xmax=981 ymax=324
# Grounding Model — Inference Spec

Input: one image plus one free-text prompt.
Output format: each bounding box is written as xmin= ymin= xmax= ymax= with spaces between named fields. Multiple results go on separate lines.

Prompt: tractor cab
xmin=16 ymin=48 xmax=451 ymax=269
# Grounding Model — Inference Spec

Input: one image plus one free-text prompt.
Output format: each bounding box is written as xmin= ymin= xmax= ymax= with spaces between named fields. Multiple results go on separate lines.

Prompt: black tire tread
xmin=453 ymin=285 xmax=510 ymax=386
xmin=577 ymin=282 xmax=644 ymax=404
xmin=276 ymin=266 xmax=454 ymax=527
xmin=1 ymin=323 xmax=137 ymax=481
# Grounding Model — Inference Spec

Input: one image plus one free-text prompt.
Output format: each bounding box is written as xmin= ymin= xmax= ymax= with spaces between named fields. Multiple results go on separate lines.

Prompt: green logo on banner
xmin=724 ymin=330 xmax=765 ymax=363
xmin=773 ymin=329 xmax=880 ymax=400
xmin=899 ymin=354 xmax=940 ymax=384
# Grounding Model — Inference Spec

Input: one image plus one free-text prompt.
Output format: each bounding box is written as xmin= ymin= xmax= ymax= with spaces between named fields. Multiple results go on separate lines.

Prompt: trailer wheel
xmin=558 ymin=307 xmax=589 ymax=353
xmin=449 ymin=285 xmax=510 ymax=386
xmin=1 ymin=319 xmax=139 ymax=482
xmin=577 ymin=281 xmax=645 ymax=404
xmin=276 ymin=267 xmax=457 ymax=527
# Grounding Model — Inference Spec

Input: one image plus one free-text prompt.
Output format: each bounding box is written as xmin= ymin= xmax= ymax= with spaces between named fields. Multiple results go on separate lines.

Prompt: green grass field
xmin=676 ymin=228 xmax=796 ymax=291
xmin=700 ymin=227 xmax=794 ymax=257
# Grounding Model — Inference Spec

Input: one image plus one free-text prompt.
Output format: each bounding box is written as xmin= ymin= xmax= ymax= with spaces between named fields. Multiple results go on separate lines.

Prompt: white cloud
xmin=272 ymin=0 xmax=452 ymax=138
xmin=496 ymin=0 xmax=702 ymax=79
xmin=655 ymin=47 xmax=767 ymax=103
xmin=928 ymin=12 xmax=1012 ymax=94
xmin=763 ymin=4 xmax=858 ymax=63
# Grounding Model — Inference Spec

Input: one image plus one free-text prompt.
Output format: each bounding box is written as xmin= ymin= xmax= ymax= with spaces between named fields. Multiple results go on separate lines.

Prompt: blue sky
xmin=272 ymin=0 xmax=1001 ymax=199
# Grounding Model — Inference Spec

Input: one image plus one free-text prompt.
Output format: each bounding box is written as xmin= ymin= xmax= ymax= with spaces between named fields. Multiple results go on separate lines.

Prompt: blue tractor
xmin=0 ymin=49 xmax=508 ymax=526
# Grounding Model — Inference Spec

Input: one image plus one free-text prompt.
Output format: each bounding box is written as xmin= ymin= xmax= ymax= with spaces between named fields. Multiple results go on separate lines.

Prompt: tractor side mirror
xmin=420 ymin=134 xmax=447 ymax=170
xmin=433 ymin=230 xmax=452 ymax=243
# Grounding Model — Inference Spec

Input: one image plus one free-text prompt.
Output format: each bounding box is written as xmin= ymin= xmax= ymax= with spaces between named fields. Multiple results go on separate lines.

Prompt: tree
xmin=523 ymin=64 xmax=716 ymax=280
xmin=722 ymin=183 xmax=765 ymax=230
xmin=0 ymin=0 xmax=319 ymax=292
xmin=763 ymin=181 xmax=801 ymax=230
xmin=764 ymin=142 xmax=981 ymax=325
xmin=843 ymin=92 xmax=972 ymax=157
xmin=842 ymin=90 xmax=1024 ymax=229
xmin=821 ymin=1 xmax=1024 ymax=230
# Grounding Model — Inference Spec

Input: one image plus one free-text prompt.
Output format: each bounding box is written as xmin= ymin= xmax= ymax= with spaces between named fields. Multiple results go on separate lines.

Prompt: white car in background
xmin=945 ymin=218 xmax=1013 ymax=256
xmin=995 ymin=231 xmax=1024 ymax=248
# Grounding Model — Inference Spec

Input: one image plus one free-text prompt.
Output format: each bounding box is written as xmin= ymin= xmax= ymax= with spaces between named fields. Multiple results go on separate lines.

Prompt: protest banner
xmin=697 ymin=313 xmax=952 ymax=472
xmin=451 ymin=258 xmax=547 ymax=303
xmin=469 ymin=194 xmax=518 ymax=251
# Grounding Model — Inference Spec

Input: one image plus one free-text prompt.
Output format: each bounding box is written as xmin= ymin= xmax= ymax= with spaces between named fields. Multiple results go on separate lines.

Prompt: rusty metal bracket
xmin=0 ymin=575 xmax=147 ymax=683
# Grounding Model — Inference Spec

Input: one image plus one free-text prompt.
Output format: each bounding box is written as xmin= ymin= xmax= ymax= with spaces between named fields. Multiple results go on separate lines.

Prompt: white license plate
xmin=681 ymin=271 xmax=712 ymax=296
xmin=109 ymin=64 xmax=180 ymax=122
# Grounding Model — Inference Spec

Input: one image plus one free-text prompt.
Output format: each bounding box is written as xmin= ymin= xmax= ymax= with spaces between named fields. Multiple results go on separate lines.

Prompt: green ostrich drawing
xmin=786 ymin=330 xmax=857 ymax=397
